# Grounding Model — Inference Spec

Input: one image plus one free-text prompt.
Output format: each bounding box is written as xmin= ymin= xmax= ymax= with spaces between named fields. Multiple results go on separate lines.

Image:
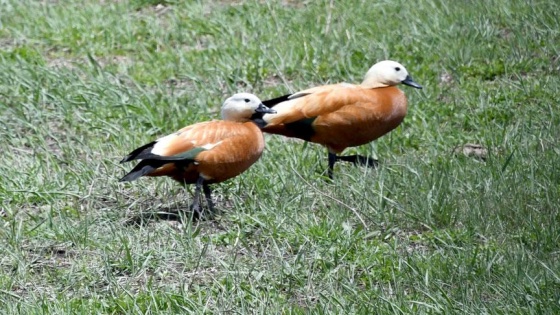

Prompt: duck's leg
xmin=336 ymin=155 xmax=379 ymax=168
xmin=327 ymin=151 xmax=337 ymax=179
xmin=202 ymin=183 xmax=215 ymax=213
xmin=190 ymin=176 xmax=204 ymax=215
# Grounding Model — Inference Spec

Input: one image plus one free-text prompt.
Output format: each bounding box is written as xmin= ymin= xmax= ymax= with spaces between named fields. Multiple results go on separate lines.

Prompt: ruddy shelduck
xmin=261 ymin=60 xmax=422 ymax=178
xmin=119 ymin=93 xmax=276 ymax=214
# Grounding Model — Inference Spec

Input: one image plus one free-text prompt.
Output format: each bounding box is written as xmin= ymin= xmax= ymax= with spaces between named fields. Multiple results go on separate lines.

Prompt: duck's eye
xmin=244 ymin=99 xmax=250 ymax=103
xmin=395 ymin=67 xmax=401 ymax=71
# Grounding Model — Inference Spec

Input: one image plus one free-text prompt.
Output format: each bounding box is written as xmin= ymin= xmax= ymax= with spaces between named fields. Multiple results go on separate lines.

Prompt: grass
xmin=1 ymin=0 xmax=559 ymax=313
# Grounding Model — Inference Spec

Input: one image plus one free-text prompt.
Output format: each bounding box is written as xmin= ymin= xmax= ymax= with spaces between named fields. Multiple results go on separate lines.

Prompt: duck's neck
xmin=360 ymin=74 xmax=390 ymax=89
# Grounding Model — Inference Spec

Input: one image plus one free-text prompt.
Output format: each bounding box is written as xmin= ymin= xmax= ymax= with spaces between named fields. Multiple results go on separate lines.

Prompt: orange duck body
xmin=133 ymin=120 xmax=266 ymax=184
xmin=263 ymin=85 xmax=408 ymax=154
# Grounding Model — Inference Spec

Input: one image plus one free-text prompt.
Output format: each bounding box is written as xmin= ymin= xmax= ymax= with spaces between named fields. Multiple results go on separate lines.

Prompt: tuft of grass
xmin=1 ymin=0 xmax=559 ymax=313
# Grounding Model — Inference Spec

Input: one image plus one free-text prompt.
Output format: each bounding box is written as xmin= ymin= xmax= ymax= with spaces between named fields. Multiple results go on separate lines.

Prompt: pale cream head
xmin=221 ymin=93 xmax=275 ymax=121
xmin=361 ymin=60 xmax=422 ymax=89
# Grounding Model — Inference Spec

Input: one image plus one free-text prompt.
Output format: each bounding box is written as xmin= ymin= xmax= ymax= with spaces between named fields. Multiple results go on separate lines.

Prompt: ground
xmin=0 ymin=0 xmax=559 ymax=313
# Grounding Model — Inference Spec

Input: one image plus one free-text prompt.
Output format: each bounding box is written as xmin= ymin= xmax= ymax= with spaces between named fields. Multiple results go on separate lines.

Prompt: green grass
xmin=1 ymin=0 xmax=559 ymax=313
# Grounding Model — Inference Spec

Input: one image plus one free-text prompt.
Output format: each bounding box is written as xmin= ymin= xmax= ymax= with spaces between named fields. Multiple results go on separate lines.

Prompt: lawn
xmin=0 ymin=0 xmax=559 ymax=313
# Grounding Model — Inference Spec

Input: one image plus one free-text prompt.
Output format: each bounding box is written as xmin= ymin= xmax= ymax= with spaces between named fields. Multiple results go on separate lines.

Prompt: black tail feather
xmin=119 ymin=155 xmax=198 ymax=182
xmin=120 ymin=141 xmax=157 ymax=163
xmin=119 ymin=160 xmax=162 ymax=182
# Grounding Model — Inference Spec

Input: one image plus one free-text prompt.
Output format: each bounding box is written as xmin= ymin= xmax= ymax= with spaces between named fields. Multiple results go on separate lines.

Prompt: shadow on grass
xmin=123 ymin=204 xmax=218 ymax=227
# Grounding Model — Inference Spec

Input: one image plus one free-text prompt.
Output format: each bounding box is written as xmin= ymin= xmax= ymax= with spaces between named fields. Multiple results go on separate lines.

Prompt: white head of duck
xmin=361 ymin=60 xmax=423 ymax=89
xmin=221 ymin=93 xmax=276 ymax=121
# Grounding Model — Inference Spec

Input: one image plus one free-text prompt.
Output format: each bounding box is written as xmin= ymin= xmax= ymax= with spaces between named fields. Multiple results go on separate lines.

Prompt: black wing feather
xmin=262 ymin=94 xmax=293 ymax=108
xmin=262 ymin=92 xmax=311 ymax=108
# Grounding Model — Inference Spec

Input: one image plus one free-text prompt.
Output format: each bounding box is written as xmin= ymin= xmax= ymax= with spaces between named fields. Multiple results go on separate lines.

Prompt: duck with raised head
xmin=261 ymin=60 xmax=422 ymax=178
xmin=119 ymin=93 xmax=276 ymax=215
